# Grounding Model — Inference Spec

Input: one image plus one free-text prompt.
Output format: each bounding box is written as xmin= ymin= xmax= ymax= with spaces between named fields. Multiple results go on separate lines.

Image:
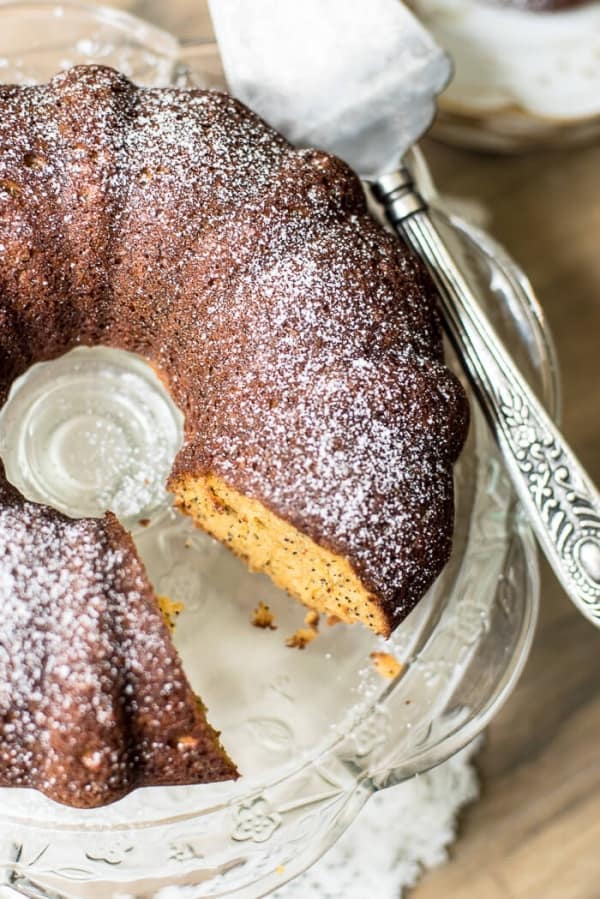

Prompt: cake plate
xmin=0 ymin=3 xmax=559 ymax=897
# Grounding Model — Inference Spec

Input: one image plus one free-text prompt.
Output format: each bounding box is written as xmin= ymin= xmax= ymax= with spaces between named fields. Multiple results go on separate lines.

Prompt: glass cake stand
xmin=0 ymin=3 xmax=560 ymax=897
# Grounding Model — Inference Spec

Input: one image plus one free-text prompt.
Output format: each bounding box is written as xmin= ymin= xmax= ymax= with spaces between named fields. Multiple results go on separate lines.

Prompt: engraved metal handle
xmin=373 ymin=167 xmax=600 ymax=627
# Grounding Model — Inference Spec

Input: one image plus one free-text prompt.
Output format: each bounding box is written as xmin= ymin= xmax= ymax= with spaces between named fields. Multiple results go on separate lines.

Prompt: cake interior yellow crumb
xmin=170 ymin=472 xmax=389 ymax=636
xmin=157 ymin=594 xmax=185 ymax=632
xmin=286 ymin=610 xmax=321 ymax=650
xmin=251 ymin=601 xmax=277 ymax=630
xmin=370 ymin=651 xmax=404 ymax=680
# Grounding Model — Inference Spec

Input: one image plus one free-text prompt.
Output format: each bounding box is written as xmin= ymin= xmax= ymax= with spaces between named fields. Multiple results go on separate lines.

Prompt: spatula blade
xmin=209 ymin=0 xmax=451 ymax=177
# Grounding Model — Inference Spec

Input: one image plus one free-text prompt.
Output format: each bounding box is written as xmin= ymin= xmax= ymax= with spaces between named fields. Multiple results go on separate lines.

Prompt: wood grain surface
xmin=107 ymin=3 xmax=600 ymax=896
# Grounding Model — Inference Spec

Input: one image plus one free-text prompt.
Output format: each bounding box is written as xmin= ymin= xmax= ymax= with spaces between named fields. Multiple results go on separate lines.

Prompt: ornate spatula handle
xmin=374 ymin=167 xmax=600 ymax=627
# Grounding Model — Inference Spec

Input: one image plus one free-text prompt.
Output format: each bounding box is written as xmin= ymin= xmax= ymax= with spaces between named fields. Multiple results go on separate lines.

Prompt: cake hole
xmin=0 ymin=346 xmax=184 ymax=525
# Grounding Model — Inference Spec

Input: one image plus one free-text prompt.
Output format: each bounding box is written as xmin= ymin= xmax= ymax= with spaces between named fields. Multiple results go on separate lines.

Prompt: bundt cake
xmin=0 ymin=65 xmax=469 ymax=807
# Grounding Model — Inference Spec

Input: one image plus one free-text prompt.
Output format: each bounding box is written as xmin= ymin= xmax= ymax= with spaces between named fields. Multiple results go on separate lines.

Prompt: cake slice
xmin=0 ymin=468 xmax=237 ymax=809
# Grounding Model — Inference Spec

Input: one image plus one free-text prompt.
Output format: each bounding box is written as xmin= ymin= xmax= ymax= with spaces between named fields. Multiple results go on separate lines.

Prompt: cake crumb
xmin=252 ymin=601 xmax=277 ymax=630
xmin=286 ymin=609 xmax=321 ymax=649
xmin=304 ymin=610 xmax=320 ymax=628
xmin=286 ymin=627 xmax=318 ymax=649
xmin=157 ymin=595 xmax=185 ymax=632
xmin=276 ymin=865 xmax=286 ymax=875
xmin=370 ymin=651 xmax=404 ymax=680
xmin=138 ymin=518 xmax=151 ymax=528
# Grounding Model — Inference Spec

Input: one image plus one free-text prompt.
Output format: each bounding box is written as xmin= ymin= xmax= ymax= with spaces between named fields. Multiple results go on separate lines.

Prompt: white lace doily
xmin=275 ymin=739 xmax=481 ymax=899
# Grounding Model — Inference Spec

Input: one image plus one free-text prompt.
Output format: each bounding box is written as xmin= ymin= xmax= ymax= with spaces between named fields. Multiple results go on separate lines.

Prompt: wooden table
xmin=112 ymin=3 xmax=600 ymax=895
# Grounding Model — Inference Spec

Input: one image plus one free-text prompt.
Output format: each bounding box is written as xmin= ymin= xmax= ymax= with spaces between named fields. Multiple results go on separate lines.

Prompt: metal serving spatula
xmin=209 ymin=0 xmax=600 ymax=626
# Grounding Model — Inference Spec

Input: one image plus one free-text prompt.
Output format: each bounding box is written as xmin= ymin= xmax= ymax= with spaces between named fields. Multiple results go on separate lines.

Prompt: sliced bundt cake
xmin=0 ymin=65 xmax=468 ymax=806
